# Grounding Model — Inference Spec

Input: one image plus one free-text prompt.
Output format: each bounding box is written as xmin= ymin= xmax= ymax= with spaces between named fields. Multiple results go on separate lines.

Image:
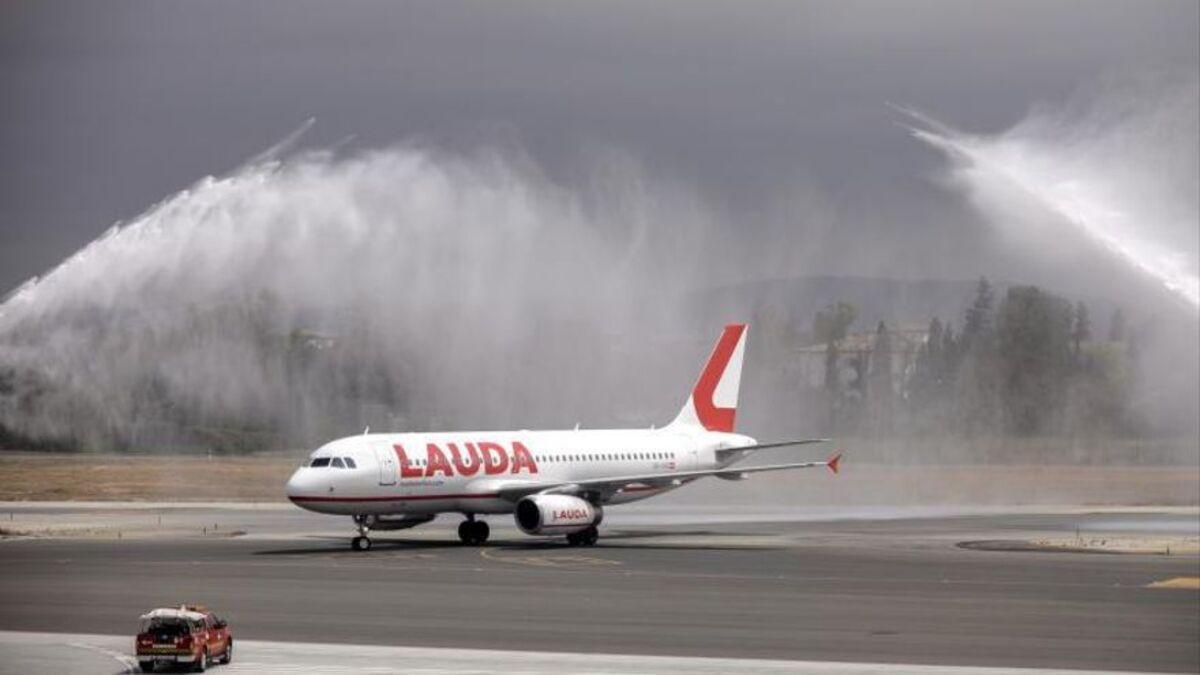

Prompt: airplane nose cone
xmin=285 ymin=469 xmax=307 ymax=501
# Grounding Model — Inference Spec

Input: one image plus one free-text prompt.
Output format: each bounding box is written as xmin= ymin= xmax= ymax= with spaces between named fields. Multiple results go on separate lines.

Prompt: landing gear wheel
xmin=568 ymin=526 xmax=598 ymax=547
xmin=351 ymin=535 xmax=372 ymax=551
xmin=458 ymin=519 xmax=489 ymax=545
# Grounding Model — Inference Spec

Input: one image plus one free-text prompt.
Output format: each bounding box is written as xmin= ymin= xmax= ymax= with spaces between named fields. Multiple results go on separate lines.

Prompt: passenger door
xmin=373 ymin=442 xmax=397 ymax=486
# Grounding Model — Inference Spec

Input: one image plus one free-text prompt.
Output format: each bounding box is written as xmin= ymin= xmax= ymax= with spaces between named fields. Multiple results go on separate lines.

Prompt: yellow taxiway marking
xmin=479 ymin=547 xmax=621 ymax=568
xmin=1146 ymin=577 xmax=1200 ymax=590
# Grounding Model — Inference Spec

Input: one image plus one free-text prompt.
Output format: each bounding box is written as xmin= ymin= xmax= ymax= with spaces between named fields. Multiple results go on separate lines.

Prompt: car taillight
xmin=137 ymin=635 xmax=152 ymax=645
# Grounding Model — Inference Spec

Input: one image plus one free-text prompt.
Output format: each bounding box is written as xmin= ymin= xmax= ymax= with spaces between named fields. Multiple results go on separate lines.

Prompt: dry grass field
xmin=0 ymin=452 xmax=301 ymax=501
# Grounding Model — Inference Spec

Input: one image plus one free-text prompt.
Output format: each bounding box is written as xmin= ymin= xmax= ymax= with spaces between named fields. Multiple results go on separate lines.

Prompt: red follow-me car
xmin=135 ymin=605 xmax=232 ymax=672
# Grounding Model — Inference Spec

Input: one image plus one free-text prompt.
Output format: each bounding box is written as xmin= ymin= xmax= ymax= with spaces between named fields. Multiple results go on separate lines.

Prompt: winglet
xmin=827 ymin=452 xmax=842 ymax=475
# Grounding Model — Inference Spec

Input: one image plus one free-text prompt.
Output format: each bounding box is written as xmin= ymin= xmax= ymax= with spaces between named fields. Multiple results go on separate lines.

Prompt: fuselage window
xmin=331 ymin=457 xmax=346 ymax=469
xmin=344 ymin=457 xmax=357 ymax=469
xmin=310 ymin=457 xmax=331 ymax=468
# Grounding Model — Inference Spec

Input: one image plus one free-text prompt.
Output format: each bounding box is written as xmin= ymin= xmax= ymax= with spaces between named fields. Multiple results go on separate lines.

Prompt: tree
xmin=812 ymin=301 xmax=858 ymax=431
xmin=813 ymin=301 xmax=857 ymax=346
xmin=908 ymin=318 xmax=942 ymax=405
xmin=962 ymin=276 xmax=995 ymax=350
xmin=869 ymin=321 xmax=895 ymax=434
xmin=996 ymin=286 xmax=1074 ymax=435
xmin=1072 ymin=301 xmax=1091 ymax=361
xmin=1108 ymin=307 xmax=1126 ymax=343
xmin=813 ymin=301 xmax=857 ymax=393
xmin=870 ymin=321 xmax=893 ymax=393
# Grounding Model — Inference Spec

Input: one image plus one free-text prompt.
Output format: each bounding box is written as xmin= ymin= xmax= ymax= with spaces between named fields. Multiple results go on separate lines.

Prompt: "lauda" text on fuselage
xmin=392 ymin=441 xmax=538 ymax=478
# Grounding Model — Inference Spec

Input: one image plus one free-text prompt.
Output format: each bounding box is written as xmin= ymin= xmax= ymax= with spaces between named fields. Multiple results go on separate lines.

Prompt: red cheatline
xmin=289 ymin=492 xmax=501 ymax=503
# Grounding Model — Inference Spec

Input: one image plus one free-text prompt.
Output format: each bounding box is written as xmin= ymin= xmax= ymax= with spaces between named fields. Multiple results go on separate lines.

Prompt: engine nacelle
xmin=514 ymin=494 xmax=602 ymax=535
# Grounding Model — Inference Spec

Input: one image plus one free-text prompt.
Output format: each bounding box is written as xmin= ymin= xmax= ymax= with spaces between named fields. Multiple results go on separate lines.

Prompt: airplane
xmin=285 ymin=324 xmax=841 ymax=550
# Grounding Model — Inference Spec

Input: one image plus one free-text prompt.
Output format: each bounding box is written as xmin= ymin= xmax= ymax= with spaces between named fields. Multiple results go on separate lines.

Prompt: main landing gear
xmin=566 ymin=526 xmax=599 ymax=547
xmin=351 ymin=515 xmax=372 ymax=551
xmin=458 ymin=515 xmax=490 ymax=545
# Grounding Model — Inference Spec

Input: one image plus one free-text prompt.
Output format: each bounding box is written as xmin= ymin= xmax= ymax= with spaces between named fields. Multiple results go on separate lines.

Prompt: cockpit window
xmin=344 ymin=457 xmax=357 ymax=469
xmin=331 ymin=457 xmax=346 ymax=469
xmin=310 ymin=457 xmax=331 ymax=468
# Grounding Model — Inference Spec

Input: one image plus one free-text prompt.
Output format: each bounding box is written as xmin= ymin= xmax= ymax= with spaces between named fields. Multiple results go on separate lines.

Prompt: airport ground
xmin=0 ymin=500 xmax=1197 ymax=674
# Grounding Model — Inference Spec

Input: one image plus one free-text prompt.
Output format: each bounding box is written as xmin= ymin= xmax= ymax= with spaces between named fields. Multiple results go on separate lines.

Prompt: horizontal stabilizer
xmin=715 ymin=437 xmax=830 ymax=461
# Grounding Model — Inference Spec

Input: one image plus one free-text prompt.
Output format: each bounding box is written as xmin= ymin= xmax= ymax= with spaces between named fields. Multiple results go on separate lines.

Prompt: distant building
xmin=792 ymin=326 xmax=929 ymax=397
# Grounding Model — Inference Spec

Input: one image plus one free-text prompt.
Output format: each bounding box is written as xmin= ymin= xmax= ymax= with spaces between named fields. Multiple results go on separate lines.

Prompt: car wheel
xmin=138 ymin=661 xmax=154 ymax=673
xmin=220 ymin=641 xmax=233 ymax=664
xmin=194 ymin=648 xmax=207 ymax=672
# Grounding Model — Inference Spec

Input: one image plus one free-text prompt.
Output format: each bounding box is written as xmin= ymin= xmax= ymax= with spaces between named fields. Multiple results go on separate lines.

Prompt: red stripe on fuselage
xmin=289 ymin=492 xmax=501 ymax=503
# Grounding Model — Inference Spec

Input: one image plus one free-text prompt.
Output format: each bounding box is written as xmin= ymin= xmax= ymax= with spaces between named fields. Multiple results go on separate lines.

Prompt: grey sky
xmin=2 ymin=0 xmax=1197 ymax=295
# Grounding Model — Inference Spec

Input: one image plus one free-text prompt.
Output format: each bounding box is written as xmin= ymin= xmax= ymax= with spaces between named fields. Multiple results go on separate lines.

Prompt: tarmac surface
xmin=0 ymin=504 xmax=1197 ymax=673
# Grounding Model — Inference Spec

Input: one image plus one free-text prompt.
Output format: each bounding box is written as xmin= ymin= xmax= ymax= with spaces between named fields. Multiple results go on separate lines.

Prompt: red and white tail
xmin=668 ymin=324 xmax=748 ymax=432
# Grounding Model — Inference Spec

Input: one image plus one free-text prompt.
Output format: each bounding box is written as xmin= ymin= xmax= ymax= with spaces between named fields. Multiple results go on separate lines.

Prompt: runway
xmin=0 ymin=505 xmax=1197 ymax=673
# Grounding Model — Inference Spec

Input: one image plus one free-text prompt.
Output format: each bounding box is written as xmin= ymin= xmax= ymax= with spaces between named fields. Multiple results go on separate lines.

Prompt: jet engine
xmin=514 ymin=494 xmax=602 ymax=535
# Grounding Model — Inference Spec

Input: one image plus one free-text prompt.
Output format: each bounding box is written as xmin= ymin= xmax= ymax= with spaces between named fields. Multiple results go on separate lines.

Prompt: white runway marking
xmin=0 ymin=631 xmax=1153 ymax=674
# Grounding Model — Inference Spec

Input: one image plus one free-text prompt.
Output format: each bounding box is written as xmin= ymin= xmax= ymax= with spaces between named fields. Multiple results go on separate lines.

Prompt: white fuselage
xmin=286 ymin=428 xmax=756 ymax=516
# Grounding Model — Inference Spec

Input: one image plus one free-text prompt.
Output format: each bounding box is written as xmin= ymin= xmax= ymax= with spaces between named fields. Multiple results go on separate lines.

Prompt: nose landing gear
xmin=457 ymin=515 xmax=490 ymax=545
xmin=351 ymin=515 xmax=372 ymax=551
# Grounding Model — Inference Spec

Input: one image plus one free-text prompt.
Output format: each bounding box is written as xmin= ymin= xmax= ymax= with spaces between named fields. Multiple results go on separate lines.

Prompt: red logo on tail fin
xmin=692 ymin=324 xmax=745 ymax=432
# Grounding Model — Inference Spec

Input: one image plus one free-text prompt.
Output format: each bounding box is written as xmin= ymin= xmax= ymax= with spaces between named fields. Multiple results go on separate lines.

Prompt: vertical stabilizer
xmin=668 ymin=324 xmax=748 ymax=432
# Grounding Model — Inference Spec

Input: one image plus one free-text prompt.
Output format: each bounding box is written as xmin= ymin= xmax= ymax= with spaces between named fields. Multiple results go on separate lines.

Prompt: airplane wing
xmin=485 ymin=452 xmax=841 ymax=503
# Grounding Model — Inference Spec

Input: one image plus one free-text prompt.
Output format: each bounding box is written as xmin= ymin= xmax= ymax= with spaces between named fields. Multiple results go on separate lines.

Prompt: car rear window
xmin=310 ymin=457 xmax=331 ymax=468
xmin=141 ymin=618 xmax=189 ymax=636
